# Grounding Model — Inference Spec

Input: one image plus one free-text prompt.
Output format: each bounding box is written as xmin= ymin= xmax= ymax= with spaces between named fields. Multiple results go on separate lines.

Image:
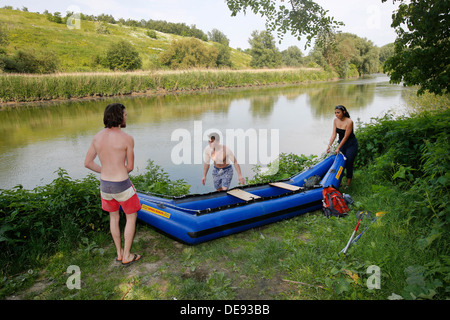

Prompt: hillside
xmin=0 ymin=8 xmax=251 ymax=72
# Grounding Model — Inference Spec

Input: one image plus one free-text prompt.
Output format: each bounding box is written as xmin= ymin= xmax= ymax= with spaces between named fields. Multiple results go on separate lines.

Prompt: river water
xmin=0 ymin=74 xmax=412 ymax=193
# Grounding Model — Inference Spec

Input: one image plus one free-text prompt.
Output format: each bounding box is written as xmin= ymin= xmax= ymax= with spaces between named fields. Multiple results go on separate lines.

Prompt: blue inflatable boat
xmin=136 ymin=154 xmax=346 ymax=244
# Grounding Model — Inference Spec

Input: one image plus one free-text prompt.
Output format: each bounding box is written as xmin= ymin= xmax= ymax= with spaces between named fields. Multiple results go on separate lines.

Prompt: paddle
xmin=339 ymin=210 xmax=372 ymax=256
xmin=352 ymin=211 xmax=387 ymax=244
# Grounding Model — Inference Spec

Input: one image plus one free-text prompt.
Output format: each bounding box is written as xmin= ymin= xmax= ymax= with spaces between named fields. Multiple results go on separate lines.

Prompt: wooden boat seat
xmin=227 ymin=189 xmax=261 ymax=201
xmin=269 ymin=182 xmax=302 ymax=191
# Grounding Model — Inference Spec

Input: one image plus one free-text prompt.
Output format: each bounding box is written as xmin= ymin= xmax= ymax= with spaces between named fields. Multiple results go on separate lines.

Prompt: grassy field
xmin=0 ymin=8 xmax=251 ymax=71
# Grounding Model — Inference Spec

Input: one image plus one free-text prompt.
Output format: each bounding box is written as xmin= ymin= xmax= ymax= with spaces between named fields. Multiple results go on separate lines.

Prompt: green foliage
xmin=215 ymin=44 xmax=233 ymax=68
xmin=95 ymin=22 xmax=110 ymax=35
xmin=355 ymin=108 xmax=449 ymax=291
xmin=0 ymin=49 xmax=60 ymax=74
xmin=208 ymin=29 xmax=230 ymax=47
xmin=378 ymin=43 xmax=394 ymax=72
xmin=44 ymin=8 xmax=208 ymax=41
xmin=248 ymin=30 xmax=282 ymax=68
xmin=281 ymin=46 xmax=303 ymax=67
xmin=401 ymin=265 xmax=445 ymax=300
xmin=226 ymin=0 xmax=343 ymax=48
xmin=146 ymin=30 xmax=158 ymax=39
xmin=131 ymin=159 xmax=190 ymax=197
xmin=382 ymin=0 xmax=449 ymax=95
xmin=313 ymin=32 xmax=379 ymax=77
xmin=44 ymin=11 xmax=64 ymax=24
xmin=105 ymin=40 xmax=142 ymax=71
xmin=159 ymin=37 xmax=219 ymax=69
xmin=0 ymin=170 xmax=105 ymax=275
xmin=248 ymin=153 xmax=319 ymax=184
xmin=0 ymin=22 xmax=8 ymax=47
xmin=0 ymin=68 xmax=336 ymax=103
xmin=355 ymin=109 xmax=450 ymax=172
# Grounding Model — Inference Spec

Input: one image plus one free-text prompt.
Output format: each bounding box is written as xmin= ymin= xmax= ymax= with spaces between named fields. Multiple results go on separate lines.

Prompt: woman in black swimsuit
xmin=326 ymin=105 xmax=359 ymax=188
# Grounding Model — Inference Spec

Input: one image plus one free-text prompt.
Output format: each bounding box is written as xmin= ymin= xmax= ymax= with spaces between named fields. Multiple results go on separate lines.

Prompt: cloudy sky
xmin=3 ymin=0 xmax=400 ymax=52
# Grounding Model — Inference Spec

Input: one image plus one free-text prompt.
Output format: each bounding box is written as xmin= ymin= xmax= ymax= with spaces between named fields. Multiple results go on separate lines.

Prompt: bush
xmin=105 ymin=40 xmax=142 ymax=71
xmin=355 ymin=108 xmax=449 ymax=253
xmin=0 ymin=49 xmax=59 ymax=73
xmin=158 ymin=37 xmax=218 ymax=69
xmin=131 ymin=160 xmax=190 ymax=196
xmin=146 ymin=30 xmax=157 ymax=39
xmin=248 ymin=153 xmax=320 ymax=184
xmin=0 ymin=170 xmax=105 ymax=274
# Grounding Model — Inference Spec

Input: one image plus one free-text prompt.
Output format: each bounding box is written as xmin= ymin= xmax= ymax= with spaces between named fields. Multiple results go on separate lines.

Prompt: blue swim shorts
xmin=212 ymin=165 xmax=233 ymax=190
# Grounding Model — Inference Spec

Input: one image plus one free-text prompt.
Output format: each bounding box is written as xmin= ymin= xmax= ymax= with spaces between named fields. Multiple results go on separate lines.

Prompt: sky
xmin=2 ymin=0 xmax=401 ymax=52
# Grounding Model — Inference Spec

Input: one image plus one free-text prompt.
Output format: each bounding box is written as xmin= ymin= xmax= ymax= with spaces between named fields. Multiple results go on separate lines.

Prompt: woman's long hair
xmin=335 ymin=105 xmax=350 ymax=118
xmin=103 ymin=103 xmax=125 ymax=128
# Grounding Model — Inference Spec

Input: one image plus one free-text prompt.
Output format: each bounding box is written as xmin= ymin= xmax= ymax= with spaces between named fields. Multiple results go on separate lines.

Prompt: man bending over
xmin=202 ymin=132 xmax=245 ymax=191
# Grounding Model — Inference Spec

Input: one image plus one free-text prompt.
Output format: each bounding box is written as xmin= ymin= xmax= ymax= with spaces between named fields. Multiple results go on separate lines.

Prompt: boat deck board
xmin=269 ymin=182 xmax=302 ymax=191
xmin=227 ymin=189 xmax=261 ymax=201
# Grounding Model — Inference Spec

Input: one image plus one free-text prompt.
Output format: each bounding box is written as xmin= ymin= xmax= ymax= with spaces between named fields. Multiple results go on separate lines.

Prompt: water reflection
xmin=0 ymin=74 xmax=412 ymax=191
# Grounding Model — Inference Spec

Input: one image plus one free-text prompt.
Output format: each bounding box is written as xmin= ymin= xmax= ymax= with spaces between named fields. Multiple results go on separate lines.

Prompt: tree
xmin=281 ymin=46 xmax=303 ymax=67
xmin=382 ymin=0 xmax=449 ymax=95
xmin=379 ymin=43 xmax=394 ymax=68
xmin=1 ymin=49 xmax=59 ymax=74
xmin=105 ymin=40 xmax=142 ymax=71
xmin=248 ymin=30 xmax=282 ymax=68
xmin=159 ymin=37 xmax=218 ymax=69
xmin=312 ymin=32 xmax=379 ymax=78
xmin=208 ymin=29 xmax=232 ymax=67
xmin=226 ymin=0 xmax=343 ymax=48
xmin=351 ymin=36 xmax=379 ymax=76
xmin=215 ymin=44 xmax=233 ymax=68
xmin=208 ymin=29 xmax=230 ymax=46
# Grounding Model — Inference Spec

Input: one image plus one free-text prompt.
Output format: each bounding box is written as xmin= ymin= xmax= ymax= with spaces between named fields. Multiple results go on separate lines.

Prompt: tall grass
xmin=0 ymin=68 xmax=337 ymax=103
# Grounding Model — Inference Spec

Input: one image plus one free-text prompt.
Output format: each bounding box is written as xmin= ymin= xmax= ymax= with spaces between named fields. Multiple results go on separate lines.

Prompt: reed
xmin=0 ymin=68 xmax=337 ymax=103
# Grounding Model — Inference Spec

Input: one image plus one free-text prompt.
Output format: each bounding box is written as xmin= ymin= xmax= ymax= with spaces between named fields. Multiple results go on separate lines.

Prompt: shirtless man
xmin=202 ymin=132 xmax=245 ymax=191
xmin=84 ymin=103 xmax=142 ymax=266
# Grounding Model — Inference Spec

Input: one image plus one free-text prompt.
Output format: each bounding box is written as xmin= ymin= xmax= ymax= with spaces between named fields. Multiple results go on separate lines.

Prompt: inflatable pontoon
xmin=137 ymin=154 xmax=345 ymax=244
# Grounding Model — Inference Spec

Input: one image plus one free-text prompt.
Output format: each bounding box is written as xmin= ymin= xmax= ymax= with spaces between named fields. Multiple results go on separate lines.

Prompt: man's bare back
xmin=84 ymin=109 xmax=135 ymax=181
xmin=85 ymin=128 xmax=135 ymax=181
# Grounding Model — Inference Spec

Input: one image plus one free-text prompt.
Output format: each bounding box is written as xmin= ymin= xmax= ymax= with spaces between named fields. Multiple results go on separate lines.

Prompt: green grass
xmin=0 ymin=8 xmax=250 ymax=71
xmin=0 ymin=68 xmax=337 ymax=103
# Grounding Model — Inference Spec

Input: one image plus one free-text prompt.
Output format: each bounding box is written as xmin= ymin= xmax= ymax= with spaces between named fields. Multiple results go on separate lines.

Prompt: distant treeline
xmin=80 ymin=14 xmax=208 ymax=41
xmin=35 ymin=8 xmax=208 ymax=41
xmin=3 ymin=5 xmax=208 ymax=41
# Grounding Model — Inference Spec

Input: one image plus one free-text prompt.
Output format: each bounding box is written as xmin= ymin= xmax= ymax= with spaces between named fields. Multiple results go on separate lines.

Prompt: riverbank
xmin=0 ymin=68 xmax=338 ymax=105
xmin=1 ymin=107 xmax=448 ymax=301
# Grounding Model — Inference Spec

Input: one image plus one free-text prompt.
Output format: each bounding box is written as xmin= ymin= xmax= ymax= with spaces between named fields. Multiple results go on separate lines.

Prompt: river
xmin=0 ymin=74 xmax=412 ymax=193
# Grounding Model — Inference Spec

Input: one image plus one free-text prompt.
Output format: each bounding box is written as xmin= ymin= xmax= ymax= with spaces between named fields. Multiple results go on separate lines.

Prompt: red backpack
xmin=322 ymin=186 xmax=349 ymax=217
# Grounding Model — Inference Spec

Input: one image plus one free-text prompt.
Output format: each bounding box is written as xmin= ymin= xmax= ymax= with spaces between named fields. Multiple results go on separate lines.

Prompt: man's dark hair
xmin=103 ymin=103 xmax=125 ymax=128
